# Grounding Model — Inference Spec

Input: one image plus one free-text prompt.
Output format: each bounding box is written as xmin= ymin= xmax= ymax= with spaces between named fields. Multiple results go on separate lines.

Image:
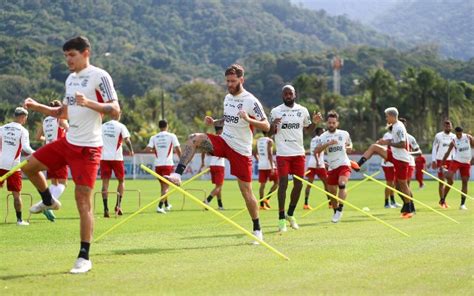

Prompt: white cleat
xmin=156 ymin=207 xmax=167 ymax=214
xmin=70 ymin=258 xmax=92 ymax=274
xmin=286 ymin=216 xmax=299 ymax=230
xmin=16 ymin=220 xmax=29 ymax=226
xmin=165 ymin=204 xmax=173 ymax=212
xmin=165 ymin=173 xmax=182 ymax=186
xmin=278 ymin=219 xmax=287 ymax=232
xmin=459 ymin=205 xmax=468 ymax=210
xmin=332 ymin=210 xmax=343 ymax=223
xmin=218 ymin=206 xmax=225 ymax=211
xmin=252 ymin=230 xmax=264 ymax=245
xmin=30 ymin=198 xmax=61 ymax=214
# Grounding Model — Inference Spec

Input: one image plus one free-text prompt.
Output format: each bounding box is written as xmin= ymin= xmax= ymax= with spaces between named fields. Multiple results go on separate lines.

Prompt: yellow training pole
xmin=0 ymin=160 xmax=28 ymax=182
xmin=422 ymin=169 xmax=473 ymax=200
xmin=301 ymin=171 xmax=380 ymax=218
xmin=294 ymin=175 xmax=410 ymax=237
xmin=141 ymin=164 xmax=290 ymax=261
xmin=95 ymin=168 xmax=210 ymax=242
xmin=364 ymin=174 xmax=460 ymax=224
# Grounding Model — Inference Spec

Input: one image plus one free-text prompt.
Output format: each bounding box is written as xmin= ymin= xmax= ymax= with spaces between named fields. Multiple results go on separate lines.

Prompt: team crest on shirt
xmin=81 ymin=79 xmax=89 ymax=87
xmin=339 ymin=136 xmax=342 ymax=141
xmin=237 ymin=103 xmax=243 ymax=110
xmin=297 ymin=112 xmax=301 ymax=117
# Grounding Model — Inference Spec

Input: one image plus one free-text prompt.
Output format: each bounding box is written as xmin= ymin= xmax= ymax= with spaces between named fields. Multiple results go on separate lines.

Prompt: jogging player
xmin=254 ymin=131 xmax=278 ymax=210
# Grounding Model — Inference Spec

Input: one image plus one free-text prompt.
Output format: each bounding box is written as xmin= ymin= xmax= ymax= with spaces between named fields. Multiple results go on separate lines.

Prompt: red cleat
xmin=303 ymin=204 xmax=312 ymax=210
xmin=401 ymin=212 xmax=414 ymax=219
xmin=350 ymin=160 xmax=360 ymax=172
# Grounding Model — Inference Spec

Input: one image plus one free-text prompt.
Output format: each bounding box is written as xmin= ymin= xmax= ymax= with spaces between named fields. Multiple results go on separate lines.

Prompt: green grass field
xmin=1 ymin=178 xmax=473 ymax=295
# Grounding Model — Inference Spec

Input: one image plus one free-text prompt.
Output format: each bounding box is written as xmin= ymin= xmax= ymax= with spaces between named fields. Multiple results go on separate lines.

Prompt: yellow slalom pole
xmin=141 ymin=164 xmax=290 ymax=261
xmin=294 ymin=175 xmax=410 ymax=237
xmin=364 ymin=174 xmax=460 ymax=224
xmin=301 ymin=171 xmax=380 ymax=218
xmin=0 ymin=160 xmax=28 ymax=182
xmin=95 ymin=168 xmax=210 ymax=243
xmin=422 ymin=169 xmax=473 ymax=200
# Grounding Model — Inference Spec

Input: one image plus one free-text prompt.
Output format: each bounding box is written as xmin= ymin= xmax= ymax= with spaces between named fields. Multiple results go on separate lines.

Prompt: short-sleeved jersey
xmin=407 ymin=133 xmax=419 ymax=167
xmin=101 ymin=120 xmax=131 ymax=161
xmin=390 ymin=121 xmax=411 ymax=163
xmin=452 ymin=134 xmax=472 ymax=164
xmin=147 ymin=131 xmax=180 ymax=166
xmin=317 ymin=129 xmax=351 ymax=171
xmin=63 ymin=65 xmax=118 ymax=147
xmin=432 ymin=131 xmax=456 ymax=161
xmin=270 ymin=103 xmax=311 ymax=156
xmin=257 ymin=137 xmax=274 ymax=170
xmin=308 ymin=135 xmax=325 ymax=169
xmin=42 ymin=116 xmax=66 ymax=144
xmin=0 ymin=122 xmax=34 ymax=170
xmin=381 ymin=132 xmax=394 ymax=167
xmin=221 ymin=90 xmax=266 ymax=156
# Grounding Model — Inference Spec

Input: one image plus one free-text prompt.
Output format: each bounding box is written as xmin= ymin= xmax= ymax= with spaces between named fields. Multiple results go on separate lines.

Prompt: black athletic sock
xmin=384 ymin=198 xmax=389 ymax=206
xmin=304 ymin=197 xmax=309 ymax=205
xmin=78 ymin=241 xmax=90 ymax=260
xmin=439 ymin=197 xmax=445 ymax=204
xmin=390 ymin=195 xmax=395 ymax=204
xmin=461 ymin=196 xmax=466 ymax=206
xmin=337 ymin=204 xmax=344 ymax=212
xmin=252 ymin=218 xmax=261 ymax=231
xmin=287 ymin=205 xmax=296 ymax=217
xmin=206 ymin=195 xmax=214 ymax=202
xmin=164 ymin=200 xmax=169 ymax=207
xmin=260 ymin=200 xmax=264 ymax=207
xmin=357 ymin=157 xmax=367 ymax=167
xmin=278 ymin=210 xmax=285 ymax=220
xmin=16 ymin=211 xmax=22 ymax=221
xmin=39 ymin=188 xmax=53 ymax=206
xmin=333 ymin=208 xmax=337 ymax=214
xmin=175 ymin=164 xmax=186 ymax=175
xmin=401 ymin=203 xmax=408 ymax=213
xmin=158 ymin=201 xmax=164 ymax=209
xmin=410 ymin=201 xmax=416 ymax=213
xmin=217 ymin=199 xmax=223 ymax=208
xmin=103 ymin=198 xmax=109 ymax=211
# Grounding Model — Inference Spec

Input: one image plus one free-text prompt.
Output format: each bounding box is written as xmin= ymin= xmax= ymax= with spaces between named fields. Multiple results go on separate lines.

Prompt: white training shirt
xmin=221 ymin=90 xmax=266 ymax=156
xmin=307 ymin=135 xmax=325 ymax=169
xmin=0 ymin=122 xmax=35 ymax=170
xmin=270 ymin=103 xmax=311 ymax=156
xmin=63 ymin=65 xmax=118 ymax=147
xmin=42 ymin=116 xmax=66 ymax=144
xmin=452 ymin=134 xmax=472 ymax=164
xmin=257 ymin=137 xmax=274 ymax=170
xmin=317 ymin=129 xmax=351 ymax=171
xmin=208 ymin=155 xmax=225 ymax=167
xmin=431 ymin=131 xmax=456 ymax=161
xmin=380 ymin=132 xmax=394 ymax=167
xmin=101 ymin=120 xmax=131 ymax=161
xmin=407 ymin=133 xmax=419 ymax=167
xmin=147 ymin=131 xmax=180 ymax=166
xmin=390 ymin=121 xmax=411 ymax=163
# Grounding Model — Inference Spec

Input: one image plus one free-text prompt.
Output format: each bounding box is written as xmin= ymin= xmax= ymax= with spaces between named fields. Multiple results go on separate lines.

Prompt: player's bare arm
xmin=35 ymin=125 xmax=45 ymax=142
xmin=124 ymin=138 xmax=134 ymax=155
xmin=267 ymin=117 xmax=281 ymax=137
xmin=143 ymin=146 xmax=154 ymax=153
xmin=388 ymin=140 xmax=407 ymax=149
xmin=59 ymin=118 xmax=69 ymax=130
xmin=238 ymin=110 xmax=270 ymax=132
xmin=24 ymin=98 xmax=67 ymax=119
xmin=346 ymin=141 xmax=353 ymax=154
xmin=205 ymin=116 xmax=224 ymax=127
xmin=267 ymin=140 xmax=274 ymax=171
xmin=315 ymin=139 xmax=337 ymax=154
xmin=303 ymin=111 xmax=322 ymax=135
xmin=75 ymin=92 xmax=120 ymax=117
xmin=174 ymin=146 xmax=182 ymax=158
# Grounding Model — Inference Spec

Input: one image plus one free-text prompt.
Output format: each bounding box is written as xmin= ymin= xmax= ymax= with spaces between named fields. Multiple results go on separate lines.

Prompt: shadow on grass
xmin=0 ymin=271 xmax=68 ymax=281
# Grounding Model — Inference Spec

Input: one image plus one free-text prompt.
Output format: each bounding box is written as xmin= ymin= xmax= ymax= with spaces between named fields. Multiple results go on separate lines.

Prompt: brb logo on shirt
xmin=224 ymin=114 xmax=239 ymax=124
xmin=281 ymin=123 xmax=300 ymax=129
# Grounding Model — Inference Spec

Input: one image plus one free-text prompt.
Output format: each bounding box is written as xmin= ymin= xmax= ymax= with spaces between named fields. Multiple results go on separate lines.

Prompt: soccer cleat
xmin=16 ymin=220 xmax=29 ymax=226
xmin=218 ymin=206 xmax=225 ymax=211
xmin=202 ymin=200 xmax=209 ymax=211
xmin=42 ymin=209 xmax=56 ymax=222
xmin=156 ymin=207 xmax=166 ymax=214
xmin=331 ymin=210 xmax=343 ymax=223
xmin=278 ymin=219 xmax=287 ymax=232
xmin=252 ymin=230 xmax=264 ymax=245
xmin=114 ymin=206 xmax=123 ymax=216
xmin=165 ymin=173 xmax=182 ymax=186
xmin=104 ymin=210 xmax=110 ymax=218
xmin=384 ymin=204 xmax=391 ymax=209
xmin=70 ymin=258 xmax=92 ymax=274
xmin=350 ymin=160 xmax=360 ymax=172
xmin=459 ymin=204 xmax=468 ymax=210
xmin=303 ymin=204 xmax=312 ymax=210
xmin=401 ymin=212 xmax=414 ymax=219
xmin=286 ymin=216 xmax=299 ymax=230
xmin=263 ymin=199 xmax=271 ymax=208
xmin=259 ymin=205 xmax=269 ymax=210
xmin=30 ymin=198 xmax=61 ymax=214
xmin=165 ymin=204 xmax=173 ymax=212
xmin=390 ymin=202 xmax=402 ymax=208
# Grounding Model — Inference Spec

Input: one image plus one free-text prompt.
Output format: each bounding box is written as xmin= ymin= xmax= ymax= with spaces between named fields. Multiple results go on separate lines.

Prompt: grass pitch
xmin=0 ymin=179 xmax=473 ymax=295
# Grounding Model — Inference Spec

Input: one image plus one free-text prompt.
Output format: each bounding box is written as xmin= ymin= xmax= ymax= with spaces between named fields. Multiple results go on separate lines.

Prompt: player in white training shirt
xmin=35 ymin=100 xmax=69 ymax=222
xmin=254 ymin=132 xmax=278 ymax=210
xmin=315 ymin=111 xmax=353 ymax=223
xmin=23 ymin=36 xmax=121 ymax=274
xmin=269 ymin=84 xmax=321 ymax=232
xmin=399 ymin=118 xmax=422 ymax=189
xmin=166 ymin=64 xmax=270 ymax=243
xmin=431 ymin=120 xmax=456 ymax=207
xmin=0 ymin=107 xmax=35 ymax=226
xmin=442 ymin=126 xmax=473 ymax=210
xmin=144 ymin=120 xmax=181 ymax=214
xmin=100 ymin=112 xmax=133 ymax=217
xmin=380 ymin=129 xmax=398 ymax=208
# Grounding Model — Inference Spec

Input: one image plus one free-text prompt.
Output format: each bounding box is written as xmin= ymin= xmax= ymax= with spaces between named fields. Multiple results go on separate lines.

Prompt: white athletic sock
xmin=49 ymin=185 xmax=58 ymax=199
xmin=55 ymin=184 xmax=66 ymax=199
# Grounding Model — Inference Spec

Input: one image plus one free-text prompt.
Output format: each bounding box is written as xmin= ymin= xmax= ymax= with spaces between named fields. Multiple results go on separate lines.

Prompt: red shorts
xmin=437 ymin=160 xmax=452 ymax=178
xmin=0 ymin=170 xmax=22 ymax=192
xmin=276 ymin=155 xmax=306 ymax=177
xmin=258 ymin=169 xmax=279 ymax=183
xmin=307 ymin=167 xmax=327 ymax=180
xmin=155 ymin=165 xmax=174 ymax=185
xmin=33 ymin=137 xmax=102 ymax=188
xmin=382 ymin=166 xmax=395 ymax=182
xmin=46 ymin=165 xmax=68 ymax=180
xmin=207 ymin=134 xmax=252 ymax=182
xmin=210 ymin=166 xmax=225 ymax=185
xmin=327 ymin=165 xmax=351 ymax=186
xmin=386 ymin=149 xmax=409 ymax=180
xmin=100 ymin=160 xmax=125 ymax=180
xmin=448 ymin=160 xmax=471 ymax=178
xmin=408 ymin=166 xmax=415 ymax=180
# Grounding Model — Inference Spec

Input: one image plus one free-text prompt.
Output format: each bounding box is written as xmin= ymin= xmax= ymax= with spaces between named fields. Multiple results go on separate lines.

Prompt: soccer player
xmin=380 ymin=127 xmax=398 ymax=208
xmin=254 ymin=131 xmax=278 ymax=210
xmin=415 ymin=154 xmax=426 ymax=189
xmin=36 ymin=100 xmax=69 ymax=221
xmin=166 ymin=64 xmax=269 ymax=243
xmin=315 ymin=111 xmax=353 ymax=223
xmin=269 ymin=84 xmax=320 ymax=232
xmin=399 ymin=118 xmax=422 ymax=189
xmin=144 ymin=119 xmax=181 ymax=214
xmin=356 ymin=107 xmax=415 ymax=218
xmin=431 ymin=120 xmax=456 ymax=207
xmin=100 ymin=112 xmax=134 ymax=217
xmin=201 ymin=126 xmax=226 ymax=210
xmin=22 ymin=36 xmax=121 ymax=273
xmin=441 ymin=126 xmax=473 ymax=210
xmin=0 ymin=107 xmax=35 ymax=226
xmin=304 ymin=127 xmax=329 ymax=210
